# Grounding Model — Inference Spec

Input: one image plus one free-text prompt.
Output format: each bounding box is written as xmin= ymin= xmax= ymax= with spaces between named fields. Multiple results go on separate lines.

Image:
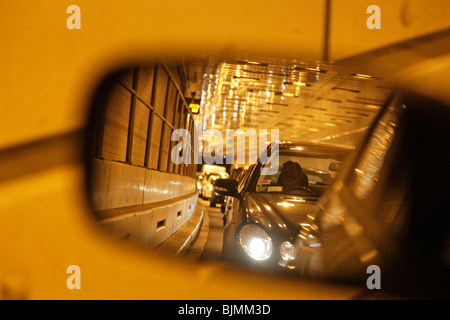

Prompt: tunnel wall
xmin=88 ymin=63 xmax=200 ymax=249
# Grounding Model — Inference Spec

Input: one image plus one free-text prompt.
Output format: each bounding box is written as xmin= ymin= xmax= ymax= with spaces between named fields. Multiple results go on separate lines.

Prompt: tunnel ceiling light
xmin=331 ymin=117 xmax=352 ymax=123
xmin=316 ymin=97 xmax=342 ymax=103
xmin=346 ymin=111 xmax=369 ymax=117
xmin=266 ymin=102 xmax=289 ymax=106
xmin=364 ymin=104 xmax=383 ymax=109
xmin=293 ymin=81 xmax=309 ymax=86
xmin=236 ymin=60 xmax=269 ymax=67
xmin=351 ymin=73 xmax=372 ymax=79
xmin=232 ymin=75 xmax=260 ymax=81
xmin=295 ymin=66 xmax=327 ymax=73
xmin=338 ymin=106 xmax=378 ymax=113
xmin=184 ymin=58 xmax=391 ymax=138
xmin=260 ymin=109 xmax=279 ymax=113
xmin=277 ymin=202 xmax=295 ymax=207
xmin=283 ymin=81 xmax=311 ymax=87
xmin=244 ymin=69 xmax=286 ymax=77
xmin=305 ymin=67 xmax=321 ymax=72
xmin=331 ymin=87 xmax=360 ymax=93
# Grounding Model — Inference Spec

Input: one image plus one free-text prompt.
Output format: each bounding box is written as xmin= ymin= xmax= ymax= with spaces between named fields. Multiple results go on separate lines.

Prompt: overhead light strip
xmin=331 ymin=87 xmax=360 ymax=93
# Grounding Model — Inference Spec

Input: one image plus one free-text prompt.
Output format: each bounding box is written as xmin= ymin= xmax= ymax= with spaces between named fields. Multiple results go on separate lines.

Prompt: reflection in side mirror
xmin=86 ymin=58 xmax=390 ymax=261
xmin=213 ymin=179 xmax=239 ymax=197
xmin=328 ymin=162 xmax=341 ymax=172
xmin=85 ymin=55 xmax=423 ymax=298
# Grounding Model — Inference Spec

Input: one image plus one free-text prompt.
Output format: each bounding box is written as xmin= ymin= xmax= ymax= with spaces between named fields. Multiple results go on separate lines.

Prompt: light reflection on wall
xmin=353 ymin=104 xmax=402 ymax=199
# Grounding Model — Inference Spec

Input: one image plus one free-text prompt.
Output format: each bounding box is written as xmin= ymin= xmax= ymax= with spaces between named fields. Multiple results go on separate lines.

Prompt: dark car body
xmin=218 ymin=142 xmax=353 ymax=271
xmin=200 ymin=173 xmax=222 ymax=199
xmin=213 ymin=167 xmax=248 ymax=212
xmin=210 ymin=179 xmax=226 ymax=208
xmin=289 ymin=92 xmax=450 ymax=299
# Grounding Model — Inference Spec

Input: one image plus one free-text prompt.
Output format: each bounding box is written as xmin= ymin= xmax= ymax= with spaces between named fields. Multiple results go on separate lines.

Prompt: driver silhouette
xmin=278 ymin=161 xmax=309 ymax=191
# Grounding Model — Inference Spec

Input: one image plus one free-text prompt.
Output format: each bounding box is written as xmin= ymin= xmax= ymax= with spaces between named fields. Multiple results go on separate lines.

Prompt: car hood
xmin=245 ymin=193 xmax=319 ymax=238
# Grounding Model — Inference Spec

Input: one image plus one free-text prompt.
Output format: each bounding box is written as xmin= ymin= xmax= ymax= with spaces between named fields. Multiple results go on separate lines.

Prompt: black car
xmin=211 ymin=167 xmax=248 ymax=212
xmin=215 ymin=142 xmax=353 ymax=271
xmin=210 ymin=179 xmax=227 ymax=209
xmin=289 ymin=92 xmax=450 ymax=299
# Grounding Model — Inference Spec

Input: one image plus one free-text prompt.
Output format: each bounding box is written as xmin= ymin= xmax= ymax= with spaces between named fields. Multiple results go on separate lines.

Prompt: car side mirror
xmin=214 ymin=179 xmax=239 ymax=197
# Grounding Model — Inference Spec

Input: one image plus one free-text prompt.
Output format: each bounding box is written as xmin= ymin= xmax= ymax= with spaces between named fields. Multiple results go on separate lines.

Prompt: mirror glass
xmin=85 ymin=55 xmax=399 ymax=288
xmin=88 ymin=57 xmax=391 ymax=260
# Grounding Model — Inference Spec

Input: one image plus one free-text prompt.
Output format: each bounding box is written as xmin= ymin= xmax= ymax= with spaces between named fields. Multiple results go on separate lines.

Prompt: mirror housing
xmin=213 ymin=179 xmax=239 ymax=197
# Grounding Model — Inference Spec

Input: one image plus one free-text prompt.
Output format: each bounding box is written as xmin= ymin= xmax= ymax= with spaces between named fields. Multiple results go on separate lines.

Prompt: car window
xmin=237 ymin=165 xmax=254 ymax=193
xmin=352 ymin=102 xmax=404 ymax=200
xmin=255 ymin=154 xmax=342 ymax=194
xmin=303 ymin=169 xmax=333 ymax=185
xmin=307 ymin=94 xmax=450 ymax=295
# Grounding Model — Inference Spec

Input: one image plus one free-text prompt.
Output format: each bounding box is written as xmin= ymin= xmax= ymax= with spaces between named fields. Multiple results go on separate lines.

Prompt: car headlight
xmin=280 ymin=241 xmax=296 ymax=261
xmin=239 ymin=224 xmax=272 ymax=261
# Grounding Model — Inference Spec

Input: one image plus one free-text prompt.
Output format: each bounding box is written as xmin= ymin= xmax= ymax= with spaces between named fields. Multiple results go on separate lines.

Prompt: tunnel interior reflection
xmin=86 ymin=55 xmax=392 ymax=265
xmin=84 ymin=55 xmax=450 ymax=298
xmin=187 ymin=56 xmax=391 ymax=151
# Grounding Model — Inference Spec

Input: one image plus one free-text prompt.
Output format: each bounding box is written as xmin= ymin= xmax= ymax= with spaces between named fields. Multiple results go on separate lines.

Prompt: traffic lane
xmin=199 ymin=199 xmax=224 ymax=261
xmin=186 ymin=199 xmax=224 ymax=261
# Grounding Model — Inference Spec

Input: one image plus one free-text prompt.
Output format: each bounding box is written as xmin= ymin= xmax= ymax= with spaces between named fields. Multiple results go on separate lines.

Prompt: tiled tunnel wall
xmin=89 ymin=63 xmax=199 ymax=249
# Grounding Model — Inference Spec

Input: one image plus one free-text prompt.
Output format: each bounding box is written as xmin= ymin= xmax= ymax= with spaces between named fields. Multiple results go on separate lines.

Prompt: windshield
xmin=255 ymin=153 xmax=343 ymax=196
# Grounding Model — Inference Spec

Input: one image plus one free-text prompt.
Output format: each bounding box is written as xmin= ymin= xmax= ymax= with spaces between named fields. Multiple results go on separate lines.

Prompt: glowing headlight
xmin=239 ymin=224 xmax=272 ymax=261
xmin=280 ymin=241 xmax=296 ymax=261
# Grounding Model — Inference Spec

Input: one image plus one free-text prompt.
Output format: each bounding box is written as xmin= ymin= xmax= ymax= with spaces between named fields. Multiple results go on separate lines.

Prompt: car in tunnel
xmin=197 ymin=164 xmax=228 ymax=196
xmin=201 ymin=172 xmax=228 ymax=200
xmin=286 ymin=92 xmax=450 ymax=299
xmin=210 ymin=178 xmax=226 ymax=209
xmin=211 ymin=166 xmax=248 ymax=212
xmin=214 ymin=141 xmax=353 ymax=271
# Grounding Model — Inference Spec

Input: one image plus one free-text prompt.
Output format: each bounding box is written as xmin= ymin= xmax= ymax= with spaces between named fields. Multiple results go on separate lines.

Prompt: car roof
xmin=279 ymin=140 xmax=354 ymax=152
xmin=274 ymin=141 xmax=354 ymax=160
